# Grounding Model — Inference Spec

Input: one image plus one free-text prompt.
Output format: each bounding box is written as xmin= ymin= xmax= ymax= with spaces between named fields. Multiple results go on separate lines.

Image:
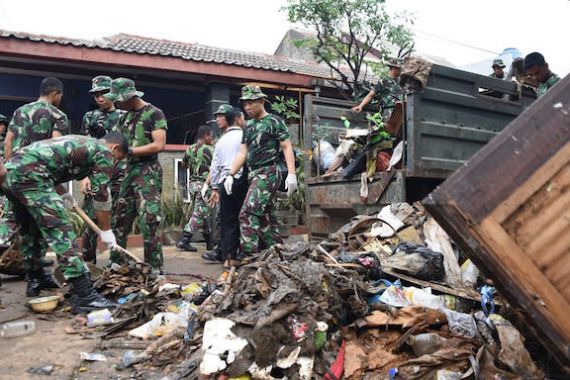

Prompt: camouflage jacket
xmin=373 ymin=78 xmax=404 ymax=122
xmin=8 ymin=100 xmax=69 ymax=152
xmin=489 ymin=72 xmax=505 ymax=79
xmin=183 ymin=141 xmax=213 ymax=181
xmin=80 ymin=108 xmax=125 ymax=138
xmin=5 ymin=135 xmax=113 ymax=209
xmin=537 ymin=73 xmax=561 ymax=98
xmin=117 ymin=104 xmax=167 ymax=164
xmin=242 ymin=113 xmax=290 ymax=171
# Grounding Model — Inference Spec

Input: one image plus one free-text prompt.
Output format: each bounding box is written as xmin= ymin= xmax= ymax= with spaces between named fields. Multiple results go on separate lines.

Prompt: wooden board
xmin=423 ymin=74 xmax=570 ymax=371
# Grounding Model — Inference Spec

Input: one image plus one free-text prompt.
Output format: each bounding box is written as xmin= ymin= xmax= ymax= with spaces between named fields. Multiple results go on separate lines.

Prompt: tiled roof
xmin=0 ymin=30 xmax=343 ymax=80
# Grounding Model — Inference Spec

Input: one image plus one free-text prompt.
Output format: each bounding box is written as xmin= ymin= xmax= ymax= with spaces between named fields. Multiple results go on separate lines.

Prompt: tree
xmin=284 ymin=0 xmax=414 ymax=99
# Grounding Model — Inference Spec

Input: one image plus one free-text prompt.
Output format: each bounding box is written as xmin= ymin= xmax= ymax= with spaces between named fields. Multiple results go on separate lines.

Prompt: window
xmin=174 ymin=158 xmax=191 ymax=203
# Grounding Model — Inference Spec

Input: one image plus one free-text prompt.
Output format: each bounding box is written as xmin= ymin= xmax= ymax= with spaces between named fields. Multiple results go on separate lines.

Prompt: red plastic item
xmin=323 ymin=340 xmax=346 ymax=380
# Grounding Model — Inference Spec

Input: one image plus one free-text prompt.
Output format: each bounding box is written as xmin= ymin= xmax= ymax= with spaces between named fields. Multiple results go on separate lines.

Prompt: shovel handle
xmin=73 ymin=205 xmax=144 ymax=264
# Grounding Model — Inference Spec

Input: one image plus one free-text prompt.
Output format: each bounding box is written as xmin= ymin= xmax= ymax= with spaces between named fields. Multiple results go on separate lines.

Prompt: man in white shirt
xmin=202 ymin=105 xmax=248 ymax=267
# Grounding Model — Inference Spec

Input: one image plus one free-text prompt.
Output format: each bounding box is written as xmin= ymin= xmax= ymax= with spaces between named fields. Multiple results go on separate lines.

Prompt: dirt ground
xmin=0 ymin=244 xmax=223 ymax=380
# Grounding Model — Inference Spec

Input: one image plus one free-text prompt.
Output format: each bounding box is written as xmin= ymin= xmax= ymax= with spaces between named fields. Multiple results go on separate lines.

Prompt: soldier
xmin=523 ymin=52 xmax=561 ymax=98
xmin=79 ymin=76 xmax=126 ymax=264
xmin=224 ymin=86 xmax=297 ymax=259
xmin=104 ymin=78 xmax=167 ymax=269
xmin=176 ymin=125 xmax=215 ymax=252
xmin=0 ymin=77 xmax=69 ymax=260
xmin=0 ymin=133 xmax=126 ymax=310
xmin=490 ymin=58 xmax=506 ymax=79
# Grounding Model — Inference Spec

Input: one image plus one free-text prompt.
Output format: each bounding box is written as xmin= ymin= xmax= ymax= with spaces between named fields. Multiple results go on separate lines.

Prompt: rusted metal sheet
xmin=424 ymin=74 xmax=570 ymax=369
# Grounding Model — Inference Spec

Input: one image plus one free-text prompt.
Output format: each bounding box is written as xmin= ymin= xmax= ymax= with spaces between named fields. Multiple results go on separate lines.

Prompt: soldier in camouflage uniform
xmin=0 ymin=77 xmax=69 ymax=260
xmin=489 ymin=58 xmax=506 ymax=79
xmin=224 ymin=86 xmax=298 ymax=258
xmin=176 ymin=125 xmax=214 ymax=252
xmin=523 ymin=52 xmax=561 ymax=98
xmin=0 ymin=133 xmax=127 ymax=311
xmin=79 ymin=76 xmax=126 ymax=264
xmin=104 ymin=78 xmax=167 ymax=268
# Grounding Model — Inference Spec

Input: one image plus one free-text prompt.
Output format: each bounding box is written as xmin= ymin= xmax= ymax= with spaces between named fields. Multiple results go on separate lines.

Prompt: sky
xmin=0 ymin=0 xmax=568 ymax=75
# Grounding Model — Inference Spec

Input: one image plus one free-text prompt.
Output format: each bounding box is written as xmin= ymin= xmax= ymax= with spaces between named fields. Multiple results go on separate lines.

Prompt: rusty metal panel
xmin=424 ymin=74 xmax=570 ymax=369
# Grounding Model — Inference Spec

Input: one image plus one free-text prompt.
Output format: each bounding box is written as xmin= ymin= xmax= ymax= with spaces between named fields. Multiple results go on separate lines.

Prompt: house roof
xmin=0 ymin=29 xmax=340 ymax=81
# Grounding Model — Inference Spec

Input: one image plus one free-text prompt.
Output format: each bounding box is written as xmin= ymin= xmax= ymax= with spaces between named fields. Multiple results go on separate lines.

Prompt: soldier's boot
xmin=70 ymin=274 xmax=117 ymax=313
xmin=26 ymin=269 xmax=60 ymax=297
xmin=176 ymin=232 xmax=198 ymax=252
xmin=203 ymin=231 xmax=215 ymax=251
xmin=202 ymin=247 xmax=225 ymax=262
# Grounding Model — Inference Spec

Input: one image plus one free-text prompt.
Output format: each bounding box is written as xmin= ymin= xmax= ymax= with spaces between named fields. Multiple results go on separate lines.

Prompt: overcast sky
xmin=0 ymin=0 xmax=568 ymax=75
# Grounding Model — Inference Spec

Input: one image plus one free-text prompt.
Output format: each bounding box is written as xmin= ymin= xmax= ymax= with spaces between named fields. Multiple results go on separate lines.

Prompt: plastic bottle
xmin=407 ymin=333 xmax=447 ymax=356
xmin=0 ymin=320 xmax=36 ymax=338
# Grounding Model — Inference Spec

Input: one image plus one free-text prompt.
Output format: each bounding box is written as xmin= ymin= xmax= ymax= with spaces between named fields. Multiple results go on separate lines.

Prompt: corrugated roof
xmin=0 ymin=30 xmax=344 ymax=80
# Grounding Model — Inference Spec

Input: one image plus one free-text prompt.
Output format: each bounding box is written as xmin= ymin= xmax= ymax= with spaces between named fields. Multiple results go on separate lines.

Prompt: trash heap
xmin=161 ymin=202 xmax=555 ymax=379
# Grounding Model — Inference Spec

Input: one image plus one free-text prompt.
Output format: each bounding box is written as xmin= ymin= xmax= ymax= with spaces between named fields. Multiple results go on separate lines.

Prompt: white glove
xmin=224 ymin=175 xmax=234 ymax=195
xmin=285 ymin=173 xmax=298 ymax=197
xmin=201 ymin=183 xmax=209 ymax=200
xmin=62 ymin=193 xmax=77 ymax=209
xmin=100 ymin=229 xmax=117 ymax=249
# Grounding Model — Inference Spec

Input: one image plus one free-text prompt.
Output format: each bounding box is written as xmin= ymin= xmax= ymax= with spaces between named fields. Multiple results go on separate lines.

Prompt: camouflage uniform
xmin=1 ymin=136 xmax=113 ymax=280
xmin=183 ymin=141 xmax=213 ymax=235
xmin=537 ymin=73 xmax=561 ymax=98
xmin=373 ymin=77 xmax=404 ymax=124
xmin=79 ymin=76 xmax=126 ymax=263
xmin=0 ymin=101 xmax=69 ymax=247
xmin=238 ymin=86 xmax=289 ymax=256
xmin=105 ymin=78 xmax=167 ymax=268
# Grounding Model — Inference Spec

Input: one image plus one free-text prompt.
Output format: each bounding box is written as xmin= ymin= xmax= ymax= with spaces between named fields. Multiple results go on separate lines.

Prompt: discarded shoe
xmin=70 ymin=274 xmax=117 ymax=313
xmin=26 ymin=270 xmax=60 ymax=297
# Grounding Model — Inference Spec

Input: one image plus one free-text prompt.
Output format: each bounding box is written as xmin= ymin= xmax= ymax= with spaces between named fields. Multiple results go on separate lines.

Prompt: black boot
xmin=202 ymin=247 xmax=225 ymax=262
xmin=70 ymin=274 xmax=117 ymax=313
xmin=26 ymin=269 xmax=60 ymax=297
xmin=203 ymin=231 xmax=216 ymax=251
xmin=176 ymin=232 xmax=197 ymax=252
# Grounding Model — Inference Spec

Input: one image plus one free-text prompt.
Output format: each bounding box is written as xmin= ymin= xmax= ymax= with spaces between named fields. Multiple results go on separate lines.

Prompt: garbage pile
xmin=160 ymin=202 xmax=555 ymax=379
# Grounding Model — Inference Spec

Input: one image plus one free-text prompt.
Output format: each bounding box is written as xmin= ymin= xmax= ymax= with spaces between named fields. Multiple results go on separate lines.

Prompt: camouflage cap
xmin=104 ymin=78 xmax=144 ymax=102
xmin=0 ymin=113 xmax=7 ymax=123
xmin=89 ymin=75 xmax=113 ymax=93
xmin=492 ymin=58 xmax=506 ymax=68
xmin=386 ymin=58 xmax=403 ymax=68
xmin=214 ymin=104 xmax=234 ymax=115
xmin=239 ymin=85 xmax=267 ymax=101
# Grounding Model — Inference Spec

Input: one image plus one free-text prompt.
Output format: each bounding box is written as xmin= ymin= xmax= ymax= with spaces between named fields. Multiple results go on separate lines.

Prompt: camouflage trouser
xmin=0 ymin=196 xmax=19 ymax=247
xmin=2 ymin=169 xmax=87 ymax=280
xmin=239 ymin=165 xmax=282 ymax=255
xmin=81 ymin=167 xmax=124 ymax=263
xmin=183 ymin=180 xmax=211 ymax=235
xmin=112 ymin=160 xmax=163 ymax=268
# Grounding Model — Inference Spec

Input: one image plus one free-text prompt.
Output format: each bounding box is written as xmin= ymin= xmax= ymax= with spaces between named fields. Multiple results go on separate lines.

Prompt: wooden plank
xmin=495 ymin=143 xmax=570 ymax=224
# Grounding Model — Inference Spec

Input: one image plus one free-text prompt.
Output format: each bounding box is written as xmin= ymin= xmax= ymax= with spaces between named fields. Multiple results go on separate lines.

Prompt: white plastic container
xmin=0 ymin=320 xmax=36 ymax=338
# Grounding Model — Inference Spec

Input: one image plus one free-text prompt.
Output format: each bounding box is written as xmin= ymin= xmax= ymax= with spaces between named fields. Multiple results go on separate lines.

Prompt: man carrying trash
xmin=105 ymin=78 xmax=167 ymax=269
xmin=224 ymin=86 xmax=297 ymax=261
xmin=79 ymin=75 xmax=126 ymax=264
xmin=176 ymin=124 xmax=215 ymax=252
xmin=0 ymin=133 xmax=127 ymax=311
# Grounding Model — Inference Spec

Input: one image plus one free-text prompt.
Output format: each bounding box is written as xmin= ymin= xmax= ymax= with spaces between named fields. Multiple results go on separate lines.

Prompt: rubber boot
xmin=177 ymin=232 xmax=197 ymax=252
xmin=70 ymin=274 xmax=117 ymax=313
xmin=203 ymin=231 xmax=215 ymax=251
xmin=26 ymin=269 xmax=60 ymax=297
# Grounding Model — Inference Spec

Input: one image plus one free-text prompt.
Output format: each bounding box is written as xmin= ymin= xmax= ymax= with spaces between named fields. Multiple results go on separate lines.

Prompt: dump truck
xmin=303 ymin=64 xmax=536 ymax=238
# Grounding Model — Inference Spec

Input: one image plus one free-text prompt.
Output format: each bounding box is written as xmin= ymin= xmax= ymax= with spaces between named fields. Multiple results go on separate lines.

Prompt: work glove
xmin=62 ymin=193 xmax=77 ymax=209
xmin=201 ymin=183 xmax=209 ymax=201
xmin=285 ymin=173 xmax=298 ymax=197
xmin=100 ymin=229 xmax=117 ymax=250
xmin=224 ymin=175 xmax=234 ymax=195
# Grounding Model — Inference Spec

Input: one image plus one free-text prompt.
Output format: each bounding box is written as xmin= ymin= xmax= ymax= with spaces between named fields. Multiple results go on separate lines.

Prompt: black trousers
xmin=219 ymin=177 xmax=248 ymax=259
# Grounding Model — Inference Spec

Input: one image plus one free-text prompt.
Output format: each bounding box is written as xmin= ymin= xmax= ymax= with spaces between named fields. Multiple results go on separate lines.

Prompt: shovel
xmin=72 ymin=205 xmax=146 ymax=266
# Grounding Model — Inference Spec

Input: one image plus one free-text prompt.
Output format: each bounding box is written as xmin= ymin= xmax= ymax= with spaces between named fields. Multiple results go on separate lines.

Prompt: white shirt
xmin=210 ymin=126 xmax=243 ymax=188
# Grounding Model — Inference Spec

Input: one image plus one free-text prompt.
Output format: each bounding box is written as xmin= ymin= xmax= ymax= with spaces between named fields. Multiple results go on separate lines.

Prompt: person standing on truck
xmin=351 ymin=58 xmax=402 ymax=115
xmin=176 ymin=125 xmax=215 ymax=252
xmin=523 ymin=52 xmax=560 ymax=98
xmin=489 ymin=59 xmax=506 ymax=79
xmin=79 ymin=75 xmax=126 ymax=264
xmin=224 ymin=86 xmax=297 ymax=261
